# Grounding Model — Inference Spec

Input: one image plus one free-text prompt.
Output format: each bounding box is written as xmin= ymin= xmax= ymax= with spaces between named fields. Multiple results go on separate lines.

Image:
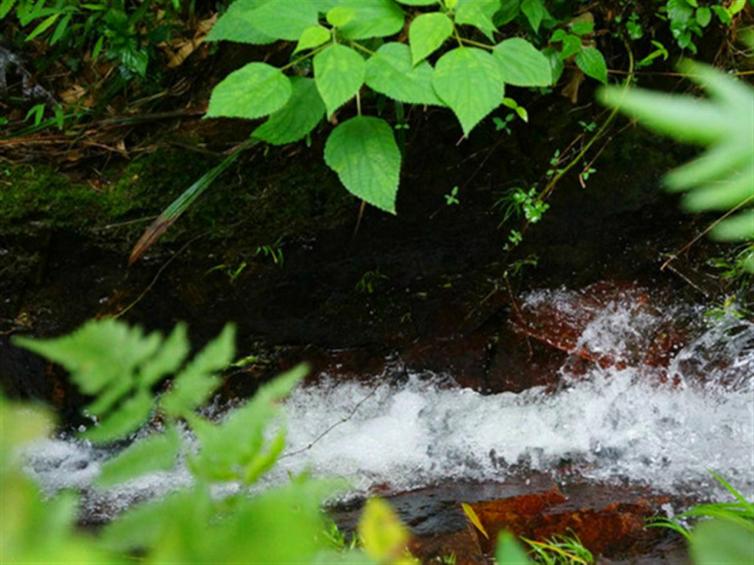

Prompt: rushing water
xmin=21 ymin=288 xmax=754 ymax=522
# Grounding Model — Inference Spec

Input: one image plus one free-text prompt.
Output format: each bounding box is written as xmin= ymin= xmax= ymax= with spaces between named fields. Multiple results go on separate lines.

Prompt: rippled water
xmin=21 ymin=288 xmax=754 ymax=521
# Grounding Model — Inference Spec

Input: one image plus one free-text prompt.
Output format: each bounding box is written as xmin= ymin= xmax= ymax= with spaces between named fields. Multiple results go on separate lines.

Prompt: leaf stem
xmin=460 ymin=37 xmax=495 ymax=51
xmin=280 ymin=45 xmax=326 ymax=72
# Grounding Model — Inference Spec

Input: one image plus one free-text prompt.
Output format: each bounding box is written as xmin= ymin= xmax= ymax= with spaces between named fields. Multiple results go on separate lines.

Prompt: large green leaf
xmin=252 ymin=77 xmax=326 ymax=145
xmin=314 ymin=44 xmax=366 ymax=117
xmin=575 ymin=47 xmax=608 ymax=84
xmin=207 ymin=62 xmax=292 ymax=120
xmin=338 ymin=0 xmax=405 ymax=40
xmin=493 ymin=38 xmax=552 ymax=86
xmin=455 ymin=0 xmax=499 ymax=40
xmin=206 ymin=0 xmax=274 ymax=45
xmin=245 ymin=0 xmax=319 ymax=41
xmin=432 ymin=47 xmax=504 ymax=136
xmin=96 ymin=426 xmax=181 ymax=487
xmin=396 ymin=0 xmax=435 ymax=4
xmin=690 ymin=519 xmax=754 ymax=564
xmin=409 ymin=12 xmax=453 ymax=65
xmin=365 ymin=42 xmax=443 ymax=105
xmin=495 ymin=531 xmax=533 ymax=564
xmin=324 ymin=116 xmax=401 ymax=213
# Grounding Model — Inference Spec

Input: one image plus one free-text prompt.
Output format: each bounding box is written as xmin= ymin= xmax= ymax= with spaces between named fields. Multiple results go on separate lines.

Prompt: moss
xmin=0 ymin=163 xmax=101 ymax=228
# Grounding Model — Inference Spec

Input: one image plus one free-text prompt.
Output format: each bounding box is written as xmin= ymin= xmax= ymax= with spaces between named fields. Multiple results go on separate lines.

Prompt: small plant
xmin=522 ymin=534 xmax=593 ymax=565
xmin=649 ymin=473 xmax=754 ymax=564
xmin=255 ymin=240 xmax=285 ymax=266
xmin=356 ymin=269 xmax=388 ymax=295
xmin=444 ymin=185 xmax=460 ymax=206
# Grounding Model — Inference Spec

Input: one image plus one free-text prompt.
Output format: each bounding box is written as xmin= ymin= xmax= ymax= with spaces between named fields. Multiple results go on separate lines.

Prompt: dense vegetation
xmin=1 ymin=0 xmax=753 ymax=563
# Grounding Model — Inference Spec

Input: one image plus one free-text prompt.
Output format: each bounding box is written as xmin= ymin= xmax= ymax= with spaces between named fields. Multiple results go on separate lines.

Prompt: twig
xmin=278 ymin=383 xmax=380 ymax=460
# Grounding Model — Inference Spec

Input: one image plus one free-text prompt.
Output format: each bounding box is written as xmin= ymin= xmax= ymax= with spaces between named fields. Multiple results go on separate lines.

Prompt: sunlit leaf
xmin=432 ymin=47 xmax=504 ymax=136
xmin=358 ymin=498 xmax=417 ymax=564
xmin=366 ymin=42 xmax=443 ymax=105
xmin=337 ymin=0 xmax=405 ymax=40
xmin=314 ymin=44 xmax=366 ymax=117
xmin=207 ymin=62 xmax=292 ymax=120
xmin=494 ymin=38 xmax=552 ymax=86
xmin=253 ymin=77 xmax=326 ymax=145
xmin=324 ymin=116 xmax=401 ymax=213
xmin=409 ymin=12 xmax=453 ymax=65
xmin=575 ymin=46 xmax=607 ymax=84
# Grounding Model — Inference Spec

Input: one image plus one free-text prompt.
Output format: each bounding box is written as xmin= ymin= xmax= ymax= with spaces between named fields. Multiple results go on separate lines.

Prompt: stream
xmin=20 ymin=285 xmax=754 ymax=533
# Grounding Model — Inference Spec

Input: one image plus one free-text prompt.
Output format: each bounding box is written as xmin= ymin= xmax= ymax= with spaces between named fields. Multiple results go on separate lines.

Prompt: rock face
xmin=330 ymin=478 xmax=679 ymax=563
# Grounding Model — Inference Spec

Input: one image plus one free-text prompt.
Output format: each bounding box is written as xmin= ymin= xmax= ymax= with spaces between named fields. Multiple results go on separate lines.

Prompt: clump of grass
xmin=521 ymin=533 xmax=593 ymax=565
xmin=649 ymin=471 xmax=754 ymax=539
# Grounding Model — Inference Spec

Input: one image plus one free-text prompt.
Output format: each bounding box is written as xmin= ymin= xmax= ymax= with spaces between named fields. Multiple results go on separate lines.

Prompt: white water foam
xmin=20 ymin=289 xmax=754 ymax=520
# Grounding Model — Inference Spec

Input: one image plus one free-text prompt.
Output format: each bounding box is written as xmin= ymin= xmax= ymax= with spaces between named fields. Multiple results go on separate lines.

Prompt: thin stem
xmin=349 ymin=41 xmax=375 ymax=56
xmin=280 ymin=45 xmax=326 ymax=71
xmin=460 ymin=37 xmax=495 ymax=51
xmin=356 ymin=90 xmax=362 ymax=116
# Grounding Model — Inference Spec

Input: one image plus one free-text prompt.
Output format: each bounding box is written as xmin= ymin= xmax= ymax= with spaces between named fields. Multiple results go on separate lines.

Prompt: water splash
xmin=20 ymin=288 xmax=754 ymax=521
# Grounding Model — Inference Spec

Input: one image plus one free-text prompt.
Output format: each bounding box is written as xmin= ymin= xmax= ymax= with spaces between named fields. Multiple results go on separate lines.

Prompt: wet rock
xmin=468 ymin=482 xmax=671 ymax=559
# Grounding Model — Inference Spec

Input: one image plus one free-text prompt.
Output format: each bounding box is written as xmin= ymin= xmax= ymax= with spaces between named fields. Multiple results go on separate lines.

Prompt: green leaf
xmin=599 ymin=62 xmax=754 ymax=270
xmin=139 ymin=323 xmax=190 ymax=388
xmin=710 ymin=210 xmax=754 ymax=240
xmin=409 ymin=12 xmax=453 ymax=65
xmin=690 ymin=519 xmax=754 ymax=564
xmin=575 ymin=46 xmax=608 ymax=84
xmin=495 ymin=531 xmax=533 ymax=564
xmin=246 ymin=0 xmax=319 ymax=41
xmin=207 ymin=62 xmax=292 ymax=120
xmin=0 ymin=0 xmax=17 ymax=20
xmin=358 ymin=499 xmax=412 ymax=562
xmin=314 ymin=44 xmax=366 ymax=117
xmin=396 ymin=0 xmax=435 ymax=4
xmin=432 ymin=47 xmax=504 ymax=136
xmin=521 ymin=0 xmax=545 ymax=32
xmin=338 ymin=0 xmax=405 ymax=40
xmin=493 ymin=38 xmax=552 ymax=86
xmin=365 ymin=42 xmax=443 ymax=105
xmin=14 ymin=319 xmax=161 ymax=399
xmin=696 ymin=6 xmax=711 ymax=26
xmin=160 ymin=324 xmax=236 ymax=418
xmin=206 ymin=0 xmax=275 ymax=44
xmin=83 ymin=389 xmax=154 ymax=443
xmin=294 ymin=25 xmax=331 ymax=53
xmin=252 ymin=77 xmax=326 ymax=145
xmin=25 ymin=13 xmax=59 ymax=41
xmin=96 ymin=426 xmax=181 ymax=487
xmin=327 ymin=6 xmax=355 ymax=27
xmin=188 ymin=365 xmax=308 ymax=484
xmin=324 ymin=116 xmax=401 ymax=213
xmin=455 ymin=0 xmax=499 ymax=41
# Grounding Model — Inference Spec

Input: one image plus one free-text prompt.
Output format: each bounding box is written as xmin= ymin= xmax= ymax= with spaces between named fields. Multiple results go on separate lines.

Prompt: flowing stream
xmin=21 ymin=288 xmax=754 ymax=523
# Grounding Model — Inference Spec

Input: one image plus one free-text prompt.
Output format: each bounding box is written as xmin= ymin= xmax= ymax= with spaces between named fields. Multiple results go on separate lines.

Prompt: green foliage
xmin=493 ymin=38 xmax=552 ymax=86
xmin=253 ymin=77 xmax=326 ymax=144
xmin=324 ymin=116 xmax=401 ymax=213
xmin=496 ymin=531 xmax=533 ymax=564
xmin=599 ymin=62 xmax=754 ymax=269
xmin=203 ymin=0 xmax=574 ymax=215
xmin=1 ymin=0 xmax=187 ymax=79
xmin=409 ymin=12 xmax=453 ymax=64
xmin=522 ymin=534 xmax=593 ymax=564
xmin=314 ymin=44 xmax=367 ymax=117
xmin=650 ymin=473 xmax=754 ymax=565
xmin=433 ymin=47 xmax=504 ymax=135
xmin=207 ymin=63 xmax=293 ymax=120
xmin=365 ymin=43 xmax=443 ymax=105
xmin=13 ymin=320 xmax=233 ymax=442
